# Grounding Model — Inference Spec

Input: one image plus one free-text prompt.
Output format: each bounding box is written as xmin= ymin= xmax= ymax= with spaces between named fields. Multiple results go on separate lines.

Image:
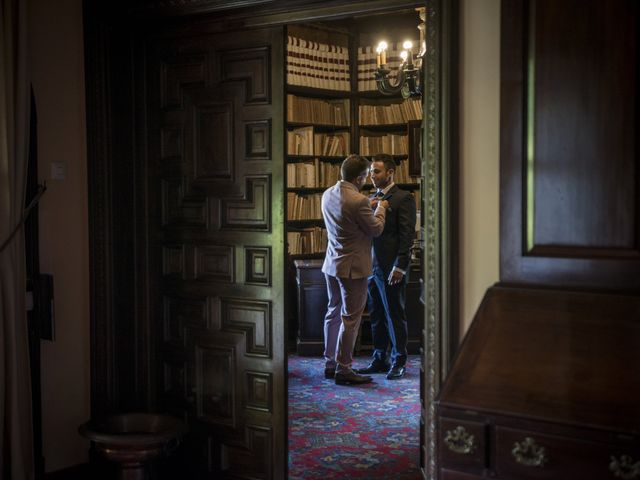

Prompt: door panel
xmin=145 ymin=26 xmax=284 ymax=478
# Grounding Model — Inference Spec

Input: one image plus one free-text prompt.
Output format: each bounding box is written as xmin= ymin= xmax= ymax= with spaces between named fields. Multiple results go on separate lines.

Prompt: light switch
xmin=51 ymin=162 xmax=66 ymax=180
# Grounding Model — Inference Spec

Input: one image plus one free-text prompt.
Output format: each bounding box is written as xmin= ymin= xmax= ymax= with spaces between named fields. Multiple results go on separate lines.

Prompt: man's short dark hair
xmin=341 ymin=154 xmax=370 ymax=182
xmin=371 ymin=153 xmax=396 ymax=173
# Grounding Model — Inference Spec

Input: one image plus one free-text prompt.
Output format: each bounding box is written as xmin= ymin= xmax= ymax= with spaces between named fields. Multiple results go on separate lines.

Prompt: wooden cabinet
xmin=293 ymin=259 xmax=328 ymax=355
xmin=436 ymin=286 xmax=640 ymax=480
xmin=294 ymin=258 xmax=422 ymax=356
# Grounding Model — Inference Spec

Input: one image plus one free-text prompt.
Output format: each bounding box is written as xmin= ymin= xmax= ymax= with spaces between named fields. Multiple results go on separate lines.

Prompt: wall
xmin=28 ymin=0 xmax=90 ymax=472
xmin=459 ymin=0 xmax=501 ymax=337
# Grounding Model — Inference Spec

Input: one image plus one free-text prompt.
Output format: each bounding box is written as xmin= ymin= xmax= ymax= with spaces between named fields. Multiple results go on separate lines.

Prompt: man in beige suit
xmin=321 ymin=155 xmax=388 ymax=385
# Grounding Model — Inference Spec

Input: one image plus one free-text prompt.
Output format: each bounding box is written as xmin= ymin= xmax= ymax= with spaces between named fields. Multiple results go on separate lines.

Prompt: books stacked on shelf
xmin=318 ymin=162 xmax=341 ymax=187
xmin=287 ymin=95 xmax=350 ymax=126
xmin=314 ymin=132 xmax=349 ymax=156
xmin=359 ymin=133 xmax=408 ymax=155
xmin=357 ymin=44 xmax=377 ymax=92
xmin=287 ymin=161 xmax=318 ymax=188
xmin=287 ymin=227 xmax=328 ymax=255
xmin=287 ymin=128 xmax=349 ymax=157
xmin=393 ymin=159 xmax=420 ymax=184
xmin=286 ymin=35 xmax=350 ymax=91
xmin=287 ymin=126 xmax=314 ymax=155
xmin=357 ymin=40 xmax=419 ymax=92
xmin=359 ymin=98 xmax=422 ymax=124
xmin=287 ymin=160 xmax=342 ymax=188
xmin=287 ymin=193 xmax=323 ymax=220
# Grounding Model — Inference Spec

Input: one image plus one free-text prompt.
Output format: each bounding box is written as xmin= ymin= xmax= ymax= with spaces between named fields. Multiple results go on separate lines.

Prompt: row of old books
xmin=287 ymin=184 xmax=420 ymax=220
xmin=393 ymin=159 xmax=419 ymax=184
xmin=359 ymin=133 xmax=408 ymax=155
xmin=287 ymin=227 xmax=328 ymax=255
xmin=359 ymin=99 xmax=422 ymax=125
xmin=287 ymin=126 xmax=314 ymax=155
xmin=286 ymin=160 xmax=341 ymax=188
xmin=287 ymin=127 xmax=350 ymax=156
xmin=286 ymin=35 xmax=351 ymax=91
xmin=357 ymin=41 xmax=419 ymax=92
xmin=287 ymin=95 xmax=350 ymax=126
xmin=314 ymin=132 xmax=349 ymax=156
xmin=286 ymin=158 xmax=417 ymax=188
xmin=287 ymin=192 xmax=323 ymax=220
xmin=287 ymin=187 xmax=417 ymax=222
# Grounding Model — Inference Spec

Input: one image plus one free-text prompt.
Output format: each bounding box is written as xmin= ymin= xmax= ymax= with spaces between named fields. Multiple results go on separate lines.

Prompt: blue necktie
xmin=372 ymin=190 xmax=383 ymax=210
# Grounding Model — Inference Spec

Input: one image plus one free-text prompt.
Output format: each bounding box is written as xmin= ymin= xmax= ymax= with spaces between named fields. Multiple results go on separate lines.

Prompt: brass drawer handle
xmin=511 ymin=437 xmax=547 ymax=467
xmin=444 ymin=426 xmax=476 ymax=454
xmin=610 ymin=455 xmax=640 ymax=479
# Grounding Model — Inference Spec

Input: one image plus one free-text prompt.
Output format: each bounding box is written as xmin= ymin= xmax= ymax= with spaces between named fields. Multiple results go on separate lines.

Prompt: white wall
xmin=28 ymin=0 xmax=90 ymax=472
xmin=459 ymin=0 xmax=501 ymax=337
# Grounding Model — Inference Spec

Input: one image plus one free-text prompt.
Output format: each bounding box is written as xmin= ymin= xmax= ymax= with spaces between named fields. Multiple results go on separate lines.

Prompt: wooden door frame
xmin=83 ymin=1 xmax=458 ymax=478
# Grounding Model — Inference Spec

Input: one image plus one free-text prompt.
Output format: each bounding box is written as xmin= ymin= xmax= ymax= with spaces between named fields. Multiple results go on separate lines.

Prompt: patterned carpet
xmin=288 ymin=355 xmax=421 ymax=479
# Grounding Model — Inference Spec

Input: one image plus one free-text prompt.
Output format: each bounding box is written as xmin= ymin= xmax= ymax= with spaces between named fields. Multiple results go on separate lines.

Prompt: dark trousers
xmin=367 ymin=266 xmax=408 ymax=367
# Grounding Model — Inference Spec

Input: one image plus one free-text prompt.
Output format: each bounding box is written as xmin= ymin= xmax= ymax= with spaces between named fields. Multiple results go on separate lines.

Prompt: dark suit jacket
xmin=372 ymin=184 xmax=416 ymax=275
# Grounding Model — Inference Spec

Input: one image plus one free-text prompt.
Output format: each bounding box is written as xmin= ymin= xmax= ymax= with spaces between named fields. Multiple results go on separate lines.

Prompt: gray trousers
xmin=323 ymin=273 xmax=368 ymax=372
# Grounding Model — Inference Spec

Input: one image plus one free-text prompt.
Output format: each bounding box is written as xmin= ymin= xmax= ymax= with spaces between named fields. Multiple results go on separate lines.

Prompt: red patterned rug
xmin=288 ymin=355 xmax=421 ymax=479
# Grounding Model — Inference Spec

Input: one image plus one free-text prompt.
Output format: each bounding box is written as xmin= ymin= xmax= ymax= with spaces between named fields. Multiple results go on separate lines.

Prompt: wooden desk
xmin=436 ymin=286 xmax=640 ymax=479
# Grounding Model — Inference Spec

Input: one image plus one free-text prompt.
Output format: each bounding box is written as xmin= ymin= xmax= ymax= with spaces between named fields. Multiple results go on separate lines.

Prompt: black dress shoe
xmin=334 ymin=370 xmax=373 ymax=385
xmin=356 ymin=361 xmax=390 ymax=375
xmin=324 ymin=367 xmax=336 ymax=379
xmin=386 ymin=365 xmax=406 ymax=380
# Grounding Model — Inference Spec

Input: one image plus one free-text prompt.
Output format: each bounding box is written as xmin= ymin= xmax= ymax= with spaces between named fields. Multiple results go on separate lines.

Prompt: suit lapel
xmin=382 ymin=184 xmax=398 ymax=201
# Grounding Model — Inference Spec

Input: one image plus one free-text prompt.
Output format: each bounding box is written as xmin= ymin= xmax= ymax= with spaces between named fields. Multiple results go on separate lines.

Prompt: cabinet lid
xmin=439 ymin=286 xmax=640 ymax=434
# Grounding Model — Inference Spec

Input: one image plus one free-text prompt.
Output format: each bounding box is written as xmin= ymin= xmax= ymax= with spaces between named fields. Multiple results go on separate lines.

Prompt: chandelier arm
xmin=375 ymin=67 xmax=407 ymax=96
xmin=375 ymin=62 xmax=422 ymax=98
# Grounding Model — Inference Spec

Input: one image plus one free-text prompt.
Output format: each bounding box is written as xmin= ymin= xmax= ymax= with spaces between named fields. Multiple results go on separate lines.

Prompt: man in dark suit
xmin=358 ymin=153 xmax=416 ymax=380
xmin=321 ymin=154 xmax=388 ymax=385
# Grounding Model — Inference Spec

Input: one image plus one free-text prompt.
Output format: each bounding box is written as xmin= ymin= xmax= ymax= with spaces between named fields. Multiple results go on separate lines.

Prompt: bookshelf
xmin=285 ymin=24 xmax=423 ymax=258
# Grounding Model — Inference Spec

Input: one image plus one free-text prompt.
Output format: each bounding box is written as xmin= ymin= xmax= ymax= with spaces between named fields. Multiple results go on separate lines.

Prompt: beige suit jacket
xmin=321 ymin=180 xmax=387 ymax=279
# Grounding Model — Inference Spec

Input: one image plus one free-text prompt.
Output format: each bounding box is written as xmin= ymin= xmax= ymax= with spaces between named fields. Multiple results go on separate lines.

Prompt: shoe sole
xmin=386 ymin=370 xmax=406 ymax=380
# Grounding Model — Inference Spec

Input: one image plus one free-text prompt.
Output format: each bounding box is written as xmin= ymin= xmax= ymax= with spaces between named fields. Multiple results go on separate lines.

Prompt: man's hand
xmin=387 ymin=269 xmax=404 ymax=285
xmin=378 ymin=200 xmax=389 ymax=209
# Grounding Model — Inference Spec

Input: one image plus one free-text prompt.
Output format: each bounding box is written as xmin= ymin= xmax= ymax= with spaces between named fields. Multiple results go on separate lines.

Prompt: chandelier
xmin=375 ymin=7 xmax=426 ymax=99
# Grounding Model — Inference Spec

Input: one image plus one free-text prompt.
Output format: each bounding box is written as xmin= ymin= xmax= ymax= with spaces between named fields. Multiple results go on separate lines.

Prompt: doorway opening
xmin=284 ymin=9 xmax=425 ymax=479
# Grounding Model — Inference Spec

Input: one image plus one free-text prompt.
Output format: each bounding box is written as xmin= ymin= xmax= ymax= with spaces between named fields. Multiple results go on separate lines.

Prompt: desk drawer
xmin=439 ymin=417 xmax=487 ymax=473
xmin=494 ymin=426 xmax=638 ymax=480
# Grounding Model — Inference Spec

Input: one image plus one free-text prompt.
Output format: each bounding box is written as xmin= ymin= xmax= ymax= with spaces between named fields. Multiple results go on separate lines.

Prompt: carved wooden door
xmin=144 ymin=26 xmax=285 ymax=479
